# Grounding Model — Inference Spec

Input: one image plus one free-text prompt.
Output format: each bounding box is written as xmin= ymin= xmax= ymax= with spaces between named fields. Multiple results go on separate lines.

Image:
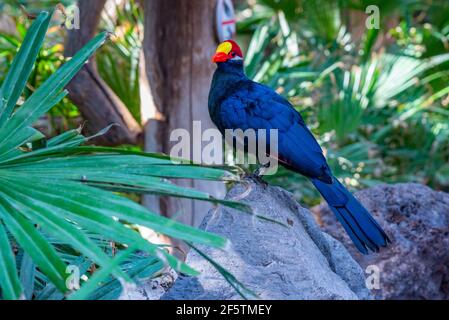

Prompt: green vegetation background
xmin=3 ymin=0 xmax=449 ymax=206
xmin=1 ymin=0 xmax=449 ymax=300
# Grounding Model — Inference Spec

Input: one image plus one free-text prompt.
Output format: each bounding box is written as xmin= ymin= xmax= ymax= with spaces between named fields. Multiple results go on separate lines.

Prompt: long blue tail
xmin=312 ymin=177 xmax=389 ymax=254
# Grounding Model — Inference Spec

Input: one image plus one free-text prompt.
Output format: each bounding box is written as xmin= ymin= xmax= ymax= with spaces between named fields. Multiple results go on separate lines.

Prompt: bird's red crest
xmin=225 ymin=40 xmax=243 ymax=58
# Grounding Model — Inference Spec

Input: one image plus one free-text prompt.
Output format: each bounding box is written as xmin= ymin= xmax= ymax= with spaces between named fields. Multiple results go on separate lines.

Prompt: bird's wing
xmin=218 ymin=81 xmax=331 ymax=180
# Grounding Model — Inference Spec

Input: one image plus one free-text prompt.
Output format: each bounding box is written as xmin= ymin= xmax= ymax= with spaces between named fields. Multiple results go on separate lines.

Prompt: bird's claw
xmin=243 ymin=172 xmax=268 ymax=187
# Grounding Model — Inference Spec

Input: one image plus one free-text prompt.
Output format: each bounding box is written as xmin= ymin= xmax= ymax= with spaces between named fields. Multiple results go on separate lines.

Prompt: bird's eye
xmin=231 ymin=52 xmax=236 ymax=57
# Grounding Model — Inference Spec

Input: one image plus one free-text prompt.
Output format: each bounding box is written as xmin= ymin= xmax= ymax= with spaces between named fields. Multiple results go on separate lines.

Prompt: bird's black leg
xmin=245 ymin=163 xmax=270 ymax=186
xmin=253 ymin=162 xmax=270 ymax=177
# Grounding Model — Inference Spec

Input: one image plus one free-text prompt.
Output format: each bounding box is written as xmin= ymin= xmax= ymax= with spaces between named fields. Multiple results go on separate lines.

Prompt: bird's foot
xmin=253 ymin=162 xmax=271 ymax=177
xmin=243 ymin=171 xmax=268 ymax=187
xmin=243 ymin=174 xmax=268 ymax=187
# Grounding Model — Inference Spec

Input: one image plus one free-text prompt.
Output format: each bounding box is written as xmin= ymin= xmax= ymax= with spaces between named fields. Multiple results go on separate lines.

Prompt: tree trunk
xmin=65 ymin=0 xmax=142 ymax=146
xmin=0 ymin=13 xmax=16 ymax=35
xmin=141 ymin=0 xmax=225 ymax=230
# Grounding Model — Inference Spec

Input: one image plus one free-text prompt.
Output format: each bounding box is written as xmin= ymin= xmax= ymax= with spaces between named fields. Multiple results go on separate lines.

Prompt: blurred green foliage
xmin=2 ymin=0 xmax=449 ymax=206
xmin=96 ymin=0 xmax=143 ymax=123
xmin=0 ymin=0 xmax=143 ymax=134
xmin=237 ymin=0 xmax=449 ymax=205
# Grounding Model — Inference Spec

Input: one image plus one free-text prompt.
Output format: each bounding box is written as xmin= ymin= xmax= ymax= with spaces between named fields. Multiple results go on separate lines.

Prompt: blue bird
xmin=208 ymin=40 xmax=389 ymax=254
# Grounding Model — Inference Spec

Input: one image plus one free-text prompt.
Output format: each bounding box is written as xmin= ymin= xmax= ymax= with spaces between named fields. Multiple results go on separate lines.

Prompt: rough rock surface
xmin=163 ymin=179 xmax=370 ymax=300
xmin=313 ymin=183 xmax=449 ymax=300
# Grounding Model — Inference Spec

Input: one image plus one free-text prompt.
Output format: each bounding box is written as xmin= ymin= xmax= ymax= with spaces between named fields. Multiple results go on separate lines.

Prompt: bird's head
xmin=212 ymin=40 xmax=243 ymax=63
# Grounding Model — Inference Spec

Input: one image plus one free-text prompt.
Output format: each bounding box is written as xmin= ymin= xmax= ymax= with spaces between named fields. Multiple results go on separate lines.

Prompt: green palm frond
xmin=240 ymin=0 xmax=449 ymax=201
xmin=0 ymin=12 xmax=250 ymax=300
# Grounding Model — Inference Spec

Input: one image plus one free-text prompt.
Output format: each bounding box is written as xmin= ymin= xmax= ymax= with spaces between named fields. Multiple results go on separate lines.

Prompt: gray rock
xmin=163 ymin=178 xmax=371 ymax=300
xmin=314 ymin=183 xmax=449 ymax=300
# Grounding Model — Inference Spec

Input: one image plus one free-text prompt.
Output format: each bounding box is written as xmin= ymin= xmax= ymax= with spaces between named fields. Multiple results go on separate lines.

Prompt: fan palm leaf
xmin=0 ymin=12 xmax=250 ymax=300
